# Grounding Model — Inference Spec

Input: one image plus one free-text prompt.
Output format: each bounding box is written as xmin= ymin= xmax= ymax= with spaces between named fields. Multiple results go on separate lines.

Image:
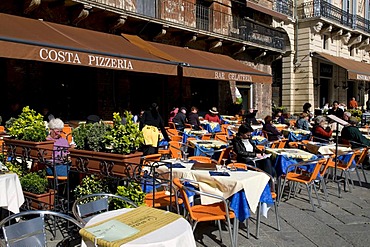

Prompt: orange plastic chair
xmin=169 ymin=141 xmax=183 ymax=159
xmin=280 ymin=159 xmax=327 ymax=211
xmin=217 ymin=146 xmax=233 ymax=164
xmin=221 ymin=124 xmax=230 ymax=134
xmin=188 ymin=156 xmax=212 ymax=163
xmin=166 ymin=128 xmax=179 ymax=137
xmin=288 ymin=142 xmax=299 ymax=148
xmin=327 ymin=150 xmax=361 ymax=193
xmin=201 ymin=134 xmax=213 ymax=140
xmin=227 ymin=162 xmax=247 ymax=170
xmin=185 ymin=123 xmax=192 ymax=129
xmin=173 ymin=178 xmax=235 ymax=246
xmin=215 ymin=134 xmax=228 ymax=143
xmin=141 ymin=154 xmax=162 ymax=164
xmin=354 ymin=147 xmax=369 ymax=186
xmin=278 ymin=138 xmax=288 ymax=148
xmin=61 ymin=126 xmax=73 ymax=144
xmin=170 ymin=135 xmax=183 ymax=142
xmin=270 ymin=140 xmax=280 ymax=148
xmin=168 ymin=122 xmax=176 ymax=129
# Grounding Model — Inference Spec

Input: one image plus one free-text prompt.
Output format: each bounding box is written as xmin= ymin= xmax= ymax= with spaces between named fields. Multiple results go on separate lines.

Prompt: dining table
xmin=188 ymin=139 xmax=228 ymax=157
xmin=273 ymin=124 xmax=288 ymax=131
xmin=200 ymin=120 xmax=221 ymax=133
xmin=80 ymin=207 xmax=196 ymax=247
xmin=282 ymin=128 xmax=311 ymax=142
xmin=305 ymin=142 xmax=352 ymax=156
xmin=0 ymin=172 xmax=25 ymax=214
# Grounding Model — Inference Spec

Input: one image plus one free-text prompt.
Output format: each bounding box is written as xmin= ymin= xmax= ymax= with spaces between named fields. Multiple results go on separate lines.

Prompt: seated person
xmin=341 ymin=117 xmax=370 ymax=149
xmin=312 ymin=116 xmax=332 ymax=143
xmin=168 ymin=107 xmax=178 ymax=123
xmin=204 ymin=107 xmax=221 ymax=124
xmin=244 ymin=108 xmax=260 ymax=125
xmin=272 ymin=110 xmax=285 ymax=124
xmin=296 ymin=112 xmax=310 ymax=131
xmin=172 ymin=107 xmax=187 ymax=132
xmin=46 ymin=118 xmax=70 ymax=176
xmin=263 ymin=115 xmax=283 ymax=141
xmin=232 ymin=124 xmax=276 ymax=177
xmin=188 ymin=106 xmax=201 ymax=130
xmin=328 ymin=101 xmax=344 ymax=119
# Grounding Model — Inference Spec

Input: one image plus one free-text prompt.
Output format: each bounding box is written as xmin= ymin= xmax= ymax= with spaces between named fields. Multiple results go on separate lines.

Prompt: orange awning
xmin=123 ymin=34 xmax=272 ymax=84
xmin=0 ymin=13 xmax=177 ymax=75
xmin=315 ymin=52 xmax=370 ymax=81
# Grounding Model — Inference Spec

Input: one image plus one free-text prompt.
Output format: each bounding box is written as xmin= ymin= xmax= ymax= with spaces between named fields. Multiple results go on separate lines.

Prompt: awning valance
xmin=0 ymin=13 xmax=177 ymax=75
xmin=123 ymin=34 xmax=272 ymax=84
xmin=314 ymin=52 xmax=370 ymax=81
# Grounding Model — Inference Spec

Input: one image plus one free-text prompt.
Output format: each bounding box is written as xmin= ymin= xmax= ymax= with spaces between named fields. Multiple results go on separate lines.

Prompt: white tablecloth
xmin=159 ymin=160 xmax=269 ymax=214
xmin=81 ymin=208 xmax=196 ymax=247
xmin=0 ymin=173 xmax=24 ymax=214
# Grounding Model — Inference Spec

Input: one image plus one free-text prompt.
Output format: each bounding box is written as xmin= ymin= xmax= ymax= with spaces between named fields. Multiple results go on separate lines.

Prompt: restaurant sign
xmin=39 ymin=48 xmax=134 ymax=70
xmin=356 ymin=74 xmax=370 ymax=81
xmin=215 ymin=71 xmax=253 ymax=82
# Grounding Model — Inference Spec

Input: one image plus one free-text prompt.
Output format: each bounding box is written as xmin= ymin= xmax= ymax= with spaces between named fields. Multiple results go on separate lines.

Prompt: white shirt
xmin=242 ymin=139 xmax=254 ymax=152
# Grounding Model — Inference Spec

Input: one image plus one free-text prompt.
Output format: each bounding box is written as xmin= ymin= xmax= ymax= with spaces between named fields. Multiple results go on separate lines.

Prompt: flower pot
xmin=69 ymin=149 xmax=143 ymax=177
xmin=23 ymin=189 xmax=55 ymax=210
xmin=3 ymin=138 xmax=54 ymax=160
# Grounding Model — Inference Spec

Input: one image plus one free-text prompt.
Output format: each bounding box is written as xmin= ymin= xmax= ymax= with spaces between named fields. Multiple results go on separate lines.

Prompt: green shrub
xmin=73 ymin=175 xmax=110 ymax=200
xmin=20 ymin=172 xmax=48 ymax=194
xmin=72 ymin=123 xmax=111 ymax=152
xmin=114 ymin=182 xmax=145 ymax=209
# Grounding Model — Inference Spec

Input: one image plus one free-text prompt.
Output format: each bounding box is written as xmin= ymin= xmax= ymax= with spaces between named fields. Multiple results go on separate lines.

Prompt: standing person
xmin=232 ymin=124 xmax=275 ymax=177
xmin=204 ymin=107 xmax=221 ymax=123
xmin=172 ymin=107 xmax=187 ymax=132
xmin=328 ymin=101 xmax=344 ymax=119
xmin=140 ymin=103 xmax=170 ymax=155
xmin=263 ymin=115 xmax=283 ymax=141
xmin=188 ymin=106 xmax=201 ymax=130
xmin=348 ymin=97 xmax=358 ymax=109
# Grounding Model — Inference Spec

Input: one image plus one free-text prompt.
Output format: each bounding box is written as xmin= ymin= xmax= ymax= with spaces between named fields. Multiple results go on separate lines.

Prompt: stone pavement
xmin=195 ymin=169 xmax=370 ymax=247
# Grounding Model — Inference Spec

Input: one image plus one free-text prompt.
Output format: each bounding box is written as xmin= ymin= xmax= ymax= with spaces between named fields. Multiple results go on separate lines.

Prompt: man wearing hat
xmin=341 ymin=117 xmax=370 ymax=149
xmin=172 ymin=107 xmax=187 ymax=131
xmin=204 ymin=107 xmax=221 ymax=124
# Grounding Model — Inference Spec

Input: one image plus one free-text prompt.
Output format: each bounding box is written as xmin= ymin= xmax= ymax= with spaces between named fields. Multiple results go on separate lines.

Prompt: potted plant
xmin=20 ymin=171 xmax=55 ymax=210
xmin=3 ymin=106 xmax=54 ymax=160
xmin=69 ymin=111 xmax=144 ymax=177
xmin=114 ymin=182 xmax=145 ymax=209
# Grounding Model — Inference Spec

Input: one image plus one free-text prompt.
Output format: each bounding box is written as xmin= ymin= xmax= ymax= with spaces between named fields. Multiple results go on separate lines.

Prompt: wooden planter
xmin=23 ymin=189 xmax=55 ymax=210
xmin=69 ymin=149 xmax=143 ymax=177
xmin=3 ymin=138 xmax=54 ymax=160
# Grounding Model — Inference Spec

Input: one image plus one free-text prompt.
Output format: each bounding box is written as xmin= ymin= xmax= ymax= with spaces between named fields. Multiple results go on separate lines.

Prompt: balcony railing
xmin=298 ymin=0 xmax=370 ymax=33
xmin=76 ymin=0 xmax=286 ymax=51
xmin=274 ymin=0 xmax=294 ymax=17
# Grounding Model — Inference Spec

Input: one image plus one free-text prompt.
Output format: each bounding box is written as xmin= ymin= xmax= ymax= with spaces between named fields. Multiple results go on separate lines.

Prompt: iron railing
xmin=273 ymin=0 xmax=294 ymax=17
xmin=76 ymin=0 xmax=286 ymax=51
xmin=298 ymin=0 xmax=370 ymax=33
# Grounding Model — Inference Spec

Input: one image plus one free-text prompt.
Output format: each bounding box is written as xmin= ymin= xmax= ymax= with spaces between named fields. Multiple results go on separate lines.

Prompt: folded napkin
xmin=165 ymin=163 xmax=185 ymax=168
xmin=209 ymin=171 xmax=230 ymax=176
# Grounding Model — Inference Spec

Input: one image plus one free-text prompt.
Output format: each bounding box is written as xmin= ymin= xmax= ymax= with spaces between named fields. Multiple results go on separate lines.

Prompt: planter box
xmin=69 ymin=149 xmax=143 ymax=177
xmin=3 ymin=138 xmax=54 ymax=160
xmin=23 ymin=189 xmax=55 ymax=210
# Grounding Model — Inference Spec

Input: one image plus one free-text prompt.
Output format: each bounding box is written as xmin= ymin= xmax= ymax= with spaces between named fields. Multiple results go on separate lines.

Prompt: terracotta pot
xmin=69 ymin=148 xmax=143 ymax=177
xmin=3 ymin=138 xmax=54 ymax=160
xmin=23 ymin=189 xmax=55 ymax=210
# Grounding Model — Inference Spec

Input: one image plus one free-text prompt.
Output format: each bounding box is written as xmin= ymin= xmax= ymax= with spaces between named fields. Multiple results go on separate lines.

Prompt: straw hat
xmin=209 ymin=107 xmax=218 ymax=114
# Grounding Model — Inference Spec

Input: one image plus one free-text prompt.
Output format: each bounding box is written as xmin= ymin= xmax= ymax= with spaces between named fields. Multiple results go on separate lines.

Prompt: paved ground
xmin=195 ymin=169 xmax=370 ymax=247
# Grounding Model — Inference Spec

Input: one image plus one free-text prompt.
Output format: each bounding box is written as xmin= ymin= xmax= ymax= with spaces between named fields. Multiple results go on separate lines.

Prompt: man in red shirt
xmin=348 ymin=97 xmax=358 ymax=109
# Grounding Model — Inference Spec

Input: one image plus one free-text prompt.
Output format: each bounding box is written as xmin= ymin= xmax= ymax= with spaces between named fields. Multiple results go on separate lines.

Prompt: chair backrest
xmin=341 ymin=150 xmax=361 ymax=169
xmin=166 ymin=128 xmax=179 ymax=137
xmin=270 ymin=140 xmax=280 ymax=148
xmin=0 ymin=210 xmax=83 ymax=247
xmin=217 ymin=146 xmax=233 ymax=164
xmin=185 ymin=123 xmax=192 ymax=129
xmin=173 ymin=178 xmax=195 ymax=219
xmin=308 ymin=159 xmax=328 ymax=183
xmin=141 ymin=154 xmax=162 ymax=164
xmin=227 ymin=162 xmax=247 ymax=170
xmin=72 ymin=193 xmax=137 ymax=224
xmin=171 ymin=135 xmax=183 ymax=142
xmin=168 ymin=122 xmax=176 ymax=129
xmin=289 ymin=120 xmax=296 ymax=127
xmin=61 ymin=126 xmax=73 ymax=144
xmin=221 ymin=124 xmax=230 ymax=134
xmin=188 ymin=156 xmax=212 ymax=163
xmin=169 ymin=141 xmax=183 ymax=159
xmin=201 ymin=134 xmax=213 ymax=140
xmin=320 ymin=157 xmax=334 ymax=177
xmin=357 ymin=147 xmax=369 ymax=165
xmin=278 ymin=138 xmax=288 ymax=148
xmin=215 ymin=134 xmax=228 ymax=143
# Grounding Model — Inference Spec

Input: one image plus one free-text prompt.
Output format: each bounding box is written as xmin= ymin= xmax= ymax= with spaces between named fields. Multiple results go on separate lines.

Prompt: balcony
xmin=298 ymin=0 xmax=370 ymax=33
xmin=73 ymin=0 xmax=286 ymax=51
xmin=248 ymin=0 xmax=293 ymax=17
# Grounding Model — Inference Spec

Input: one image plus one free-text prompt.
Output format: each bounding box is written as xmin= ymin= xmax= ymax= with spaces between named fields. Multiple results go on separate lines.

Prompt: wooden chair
xmin=188 ymin=156 xmax=212 ymax=163
xmin=279 ymin=159 xmax=327 ymax=211
xmin=173 ymin=178 xmax=236 ymax=247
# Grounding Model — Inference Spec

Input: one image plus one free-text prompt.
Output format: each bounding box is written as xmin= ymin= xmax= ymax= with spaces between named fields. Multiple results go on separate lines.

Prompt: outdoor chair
xmin=173 ymin=178 xmax=236 ymax=247
xmin=215 ymin=133 xmax=229 ymax=143
xmin=354 ymin=147 xmax=369 ymax=186
xmin=72 ymin=193 xmax=138 ymax=225
xmin=227 ymin=162 xmax=247 ymax=170
xmin=216 ymin=146 xmax=233 ymax=164
xmin=201 ymin=133 xmax=213 ymax=140
xmin=168 ymin=122 xmax=176 ymax=129
xmin=0 ymin=210 xmax=84 ymax=247
xmin=279 ymin=159 xmax=327 ymax=211
xmin=188 ymin=156 xmax=212 ymax=163
xmin=170 ymin=135 xmax=183 ymax=142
